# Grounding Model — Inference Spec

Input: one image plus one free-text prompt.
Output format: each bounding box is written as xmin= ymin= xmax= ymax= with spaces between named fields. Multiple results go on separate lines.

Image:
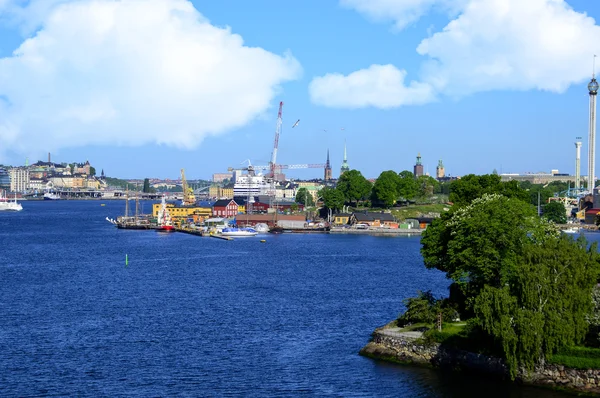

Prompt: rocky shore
xmin=360 ymin=326 xmax=600 ymax=395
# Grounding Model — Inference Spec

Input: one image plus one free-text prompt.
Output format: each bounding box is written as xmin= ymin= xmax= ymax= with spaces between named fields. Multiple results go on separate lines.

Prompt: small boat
xmin=562 ymin=227 xmax=581 ymax=234
xmin=0 ymin=191 xmax=23 ymax=212
xmin=221 ymin=227 xmax=258 ymax=237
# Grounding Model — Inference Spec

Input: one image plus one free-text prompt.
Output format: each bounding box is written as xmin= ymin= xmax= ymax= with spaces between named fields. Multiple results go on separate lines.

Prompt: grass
xmin=548 ymin=346 xmax=600 ymax=369
xmin=391 ymin=203 xmax=451 ymax=221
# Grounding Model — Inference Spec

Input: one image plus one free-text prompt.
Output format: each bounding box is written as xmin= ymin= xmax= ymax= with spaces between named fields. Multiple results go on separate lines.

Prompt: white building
xmin=10 ymin=168 xmax=29 ymax=192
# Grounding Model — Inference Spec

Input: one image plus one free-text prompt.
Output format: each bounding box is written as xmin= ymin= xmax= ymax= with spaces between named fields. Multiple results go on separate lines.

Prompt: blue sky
xmin=0 ymin=0 xmax=599 ymax=180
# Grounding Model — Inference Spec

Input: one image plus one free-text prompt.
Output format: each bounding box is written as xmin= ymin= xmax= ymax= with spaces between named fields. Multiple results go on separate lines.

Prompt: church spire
xmin=340 ymin=140 xmax=350 ymax=176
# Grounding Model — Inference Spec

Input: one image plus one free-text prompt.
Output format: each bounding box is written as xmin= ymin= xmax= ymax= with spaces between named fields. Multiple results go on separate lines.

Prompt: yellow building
xmin=333 ymin=213 xmax=351 ymax=225
xmin=152 ymin=203 xmax=213 ymax=223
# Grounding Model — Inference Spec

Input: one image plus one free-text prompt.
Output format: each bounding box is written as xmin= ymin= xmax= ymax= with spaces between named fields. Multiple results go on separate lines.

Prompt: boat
xmin=254 ymin=223 xmax=269 ymax=233
xmin=156 ymin=195 xmax=175 ymax=232
xmin=0 ymin=191 xmax=23 ymax=211
xmin=220 ymin=227 xmax=258 ymax=237
xmin=43 ymin=192 xmax=61 ymax=200
xmin=562 ymin=227 xmax=581 ymax=234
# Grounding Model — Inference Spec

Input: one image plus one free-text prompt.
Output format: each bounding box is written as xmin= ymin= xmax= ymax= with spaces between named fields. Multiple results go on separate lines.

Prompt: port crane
xmin=180 ymin=168 xmax=196 ymax=205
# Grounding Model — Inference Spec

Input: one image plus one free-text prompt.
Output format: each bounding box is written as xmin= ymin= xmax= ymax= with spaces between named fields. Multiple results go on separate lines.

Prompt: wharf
xmin=175 ymin=227 xmax=206 ymax=237
xmin=210 ymin=234 xmax=232 ymax=241
xmin=329 ymin=227 xmax=422 ymax=236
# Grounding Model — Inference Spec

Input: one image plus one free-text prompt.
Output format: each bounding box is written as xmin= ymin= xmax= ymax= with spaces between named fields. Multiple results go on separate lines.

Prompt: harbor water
xmin=0 ymin=201 xmax=579 ymax=397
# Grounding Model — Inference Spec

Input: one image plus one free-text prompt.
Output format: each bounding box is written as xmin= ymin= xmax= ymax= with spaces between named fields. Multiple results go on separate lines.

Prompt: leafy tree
xmin=89 ymin=166 xmax=96 ymax=176
xmin=336 ymin=169 xmax=371 ymax=205
xmin=449 ymin=174 xmax=529 ymax=207
xmin=542 ymin=201 xmax=567 ymax=224
xmin=319 ymin=186 xmax=344 ymax=211
xmin=295 ymin=188 xmax=314 ymax=206
xmin=421 ymin=194 xmax=554 ymax=301
xmin=421 ymin=192 xmax=600 ymax=377
xmin=474 ymin=235 xmax=600 ymax=377
xmin=143 ymin=178 xmax=151 ymax=193
xmin=397 ymin=170 xmax=418 ymax=199
xmin=371 ymin=170 xmax=400 ymax=208
xmin=416 ymin=175 xmax=439 ymax=198
xmin=397 ymin=291 xmax=438 ymax=325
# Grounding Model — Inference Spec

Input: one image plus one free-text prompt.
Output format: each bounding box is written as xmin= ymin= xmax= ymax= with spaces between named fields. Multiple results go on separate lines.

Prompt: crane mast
xmin=180 ymin=168 xmax=196 ymax=205
xmin=269 ymin=101 xmax=283 ymax=179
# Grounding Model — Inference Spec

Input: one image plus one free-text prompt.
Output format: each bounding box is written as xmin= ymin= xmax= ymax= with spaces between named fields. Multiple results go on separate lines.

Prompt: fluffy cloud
xmin=309 ymin=64 xmax=434 ymax=108
xmin=418 ymin=0 xmax=600 ymax=95
xmin=0 ymin=0 xmax=301 ymax=156
xmin=311 ymin=0 xmax=600 ymax=108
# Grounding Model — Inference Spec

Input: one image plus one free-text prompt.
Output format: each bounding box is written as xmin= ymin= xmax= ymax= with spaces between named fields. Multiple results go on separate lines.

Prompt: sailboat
xmin=0 ymin=191 xmax=23 ymax=211
xmin=156 ymin=196 xmax=175 ymax=232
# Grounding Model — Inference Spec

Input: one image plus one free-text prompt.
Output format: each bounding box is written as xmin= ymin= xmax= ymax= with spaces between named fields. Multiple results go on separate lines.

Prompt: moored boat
xmin=0 ymin=191 xmax=23 ymax=211
xmin=43 ymin=192 xmax=61 ymax=200
xmin=156 ymin=195 xmax=175 ymax=233
xmin=221 ymin=227 xmax=258 ymax=237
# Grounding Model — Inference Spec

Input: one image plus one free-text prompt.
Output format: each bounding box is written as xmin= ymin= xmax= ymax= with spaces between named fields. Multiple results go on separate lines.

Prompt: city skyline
xmin=1 ymin=0 xmax=600 ymax=180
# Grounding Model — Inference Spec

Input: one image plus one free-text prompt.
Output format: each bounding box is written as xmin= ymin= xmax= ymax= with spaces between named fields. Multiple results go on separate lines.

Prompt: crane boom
xmin=180 ymin=168 xmax=196 ymax=205
xmin=269 ymin=101 xmax=283 ymax=178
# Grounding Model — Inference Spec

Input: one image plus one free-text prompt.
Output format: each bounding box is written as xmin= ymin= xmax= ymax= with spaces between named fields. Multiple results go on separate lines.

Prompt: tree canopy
xmin=543 ymin=201 xmax=567 ymax=224
xmin=336 ymin=169 xmax=371 ymax=205
xmin=319 ymin=186 xmax=344 ymax=211
xmin=295 ymin=188 xmax=315 ymax=206
xmin=449 ymin=174 xmax=529 ymax=207
xmin=371 ymin=170 xmax=400 ymax=208
xmin=397 ymin=170 xmax=418 ymax=199
xmin=420 ymin=192 xmax=600 ymax=377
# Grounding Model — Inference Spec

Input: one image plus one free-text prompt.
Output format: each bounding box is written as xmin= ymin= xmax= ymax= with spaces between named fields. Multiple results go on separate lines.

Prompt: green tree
xmin=295 ymin=188 xmax=314 ymax=206
xmin=474 ymin=235 xmax=600 ymax=377
xmin=142 ymin=178 xmax=151 ymax=193
xmin=336 ymin=169 xmax=371 ymax=205
xmin=319 ymin=186 xmax=344 ymax=211
xmin=397 ymin=170 xmax=418 ymax=199
xmin=543 ymin=201 xmax=567 ymax=224
xmin=416 ymin=175 xmax=439 ymax=198
xmin=449 ymin=174 xmax=529 ymax=207
xmin=421 ymin=194 xmax=553 ymax=300
xmin=371 ymin=170 xmax=400 ymax=208
xmin=89 ymin=166 xmax=96 ymax=176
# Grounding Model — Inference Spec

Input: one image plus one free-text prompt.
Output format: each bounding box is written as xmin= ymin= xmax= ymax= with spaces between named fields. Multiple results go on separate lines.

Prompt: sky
xmin=1 ymin=0 xmax=600 ymax=180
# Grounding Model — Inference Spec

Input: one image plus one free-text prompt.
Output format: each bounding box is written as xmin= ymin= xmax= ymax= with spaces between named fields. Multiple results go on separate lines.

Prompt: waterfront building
xmin=9 ymin=167 xmax=29 ymax=192
xmin=340 ymin=141 xmax=350 ymax=176
xmin=436 ymin=160 xmax=445 ymax=179
xmin=233 ymin=173 xmax=271 ymax=198
xmin=212 ymin=199 xmax=241 ymax=218
xmin=0 ymin=168 xmax=10 ymax=190
xmin=324 ymin=150 xmax=332 ymax=181
xmin=414 ymin=154 xmax=424 ymax=177
xmin=500 ymin=172 xmax=585 ymax=185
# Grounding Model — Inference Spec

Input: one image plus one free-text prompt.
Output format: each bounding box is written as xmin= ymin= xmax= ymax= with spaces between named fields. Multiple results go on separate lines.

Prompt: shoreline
xmin=360 ymin=325 xmax=600 ymax=395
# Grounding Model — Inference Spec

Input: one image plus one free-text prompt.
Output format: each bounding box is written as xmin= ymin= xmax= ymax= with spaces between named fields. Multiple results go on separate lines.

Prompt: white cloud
xmin=0 ymin=0 xmax=301 ymax=157
xmin=309 ymin=64 xmax=434 ymax=109
xmin=418 ymin=0 xmax=600 ymax=95
xmin=312 ymin=0 xmax=600 ymax=109
xmin=340 ymin=0 xmax=467 ymax=30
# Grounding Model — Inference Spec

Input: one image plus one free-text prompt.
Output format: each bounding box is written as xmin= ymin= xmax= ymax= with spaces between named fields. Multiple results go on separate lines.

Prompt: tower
xmin=324 ymin=149 xmax=332 ymax=181
xmin=588 ymin=67 xmax=599 ymax=191
xmin=340 ymin=140 xmax=350 ymax=176
xmin=575 ymin=137 xmax=582 ymax=190
xmin=414 ymin=153 xmax=424 ymax=177
xmin=436 ymin=159 xmax=445 ymax=179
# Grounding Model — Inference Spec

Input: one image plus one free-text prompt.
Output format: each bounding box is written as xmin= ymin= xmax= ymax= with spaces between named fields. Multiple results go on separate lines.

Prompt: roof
xmin=334 ymin=213 xmax=352 ymax=217
xmin=353 ymin=212 xmax=396 ymax=222
xmin=213 ymin=199 xmax=236 ymax=207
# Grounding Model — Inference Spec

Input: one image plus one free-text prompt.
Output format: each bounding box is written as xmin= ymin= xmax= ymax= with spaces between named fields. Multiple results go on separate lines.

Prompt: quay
xmin=329 ymin=227 xmax=422 ymax=236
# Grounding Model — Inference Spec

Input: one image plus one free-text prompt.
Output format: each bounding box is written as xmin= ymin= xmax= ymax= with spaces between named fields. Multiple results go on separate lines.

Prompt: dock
xmin=210 ymin=234 xmax=232 ymax=241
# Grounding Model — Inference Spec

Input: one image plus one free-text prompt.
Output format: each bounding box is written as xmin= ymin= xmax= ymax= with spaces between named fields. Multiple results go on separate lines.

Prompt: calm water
xmin=0 ymin=201 xmax=579 ymax=397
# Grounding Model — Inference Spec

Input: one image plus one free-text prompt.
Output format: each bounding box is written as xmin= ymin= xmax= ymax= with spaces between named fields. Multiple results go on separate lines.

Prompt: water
xmin=0 ymin=201 xmax=577 ymax=397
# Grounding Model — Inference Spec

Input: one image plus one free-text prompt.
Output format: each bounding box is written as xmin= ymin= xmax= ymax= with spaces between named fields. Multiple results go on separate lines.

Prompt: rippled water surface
xmin=0 ymin=201 xmax=579 ymax=397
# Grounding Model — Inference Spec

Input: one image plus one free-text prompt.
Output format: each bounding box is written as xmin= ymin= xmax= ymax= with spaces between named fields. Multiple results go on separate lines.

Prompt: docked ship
xmin=233 ymin=168 xmax=272 ymax=198
xmin=43 ymin=192 xmax=61 ymax=200
xmin=220 ymin=227 xmax=258 ymax=237
xmin=156 ymin=196 xmax=175 ymax=232
xmin=0 ymin=191 xmax=23 ymax=211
